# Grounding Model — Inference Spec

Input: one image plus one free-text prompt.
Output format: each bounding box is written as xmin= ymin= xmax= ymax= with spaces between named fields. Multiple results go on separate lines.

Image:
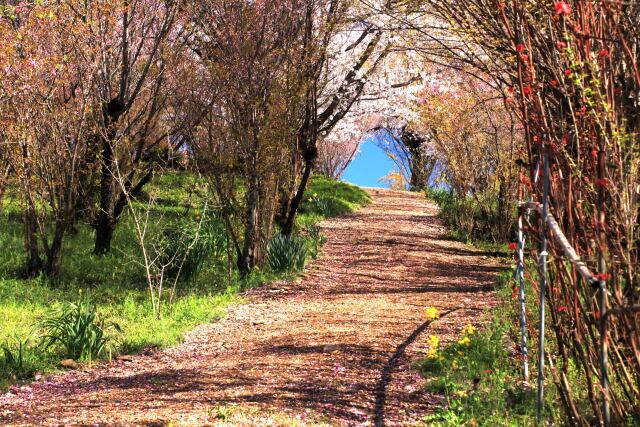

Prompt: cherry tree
xmin=277 ymin=1 xmax=394 ymax=235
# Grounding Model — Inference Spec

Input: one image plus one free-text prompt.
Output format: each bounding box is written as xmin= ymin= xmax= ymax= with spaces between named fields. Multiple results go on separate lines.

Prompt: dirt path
xmin=1 ymin=189 xmax=501 ymax=426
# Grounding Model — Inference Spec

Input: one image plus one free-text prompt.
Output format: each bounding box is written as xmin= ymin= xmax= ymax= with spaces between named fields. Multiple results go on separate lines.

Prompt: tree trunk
xmin=276 ymin=151 xmax=301 ymax=229
xmin=94 ymin=137 xmax=116 ymax=255
xmin=237 ymin=171 xmax=260 ymax=275
xmin=94 ymin=99 xmax=124 ymax=255
xmin=0 ymin=163 xmax=10 ymax=213
xmin=44 ymin=224 xmax=65 ymax=277
xmin=24 ymin=206 xmax=42 ymax=278
xmin=20 ymin=142 xmax=42 ymax=277
xmin=282 ymin=157 xmax=313 ymax=236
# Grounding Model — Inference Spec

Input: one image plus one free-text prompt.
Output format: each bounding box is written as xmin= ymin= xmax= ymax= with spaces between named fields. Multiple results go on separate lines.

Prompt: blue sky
xmin=342 ymin=137 xmax=395 ymax=188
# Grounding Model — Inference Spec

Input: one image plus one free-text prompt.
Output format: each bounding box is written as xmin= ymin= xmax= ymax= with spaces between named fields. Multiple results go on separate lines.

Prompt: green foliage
xmin=156 ymin=213 xmax=227 ymax=285
xmin=306 ymin=225 xmax=327 ymax=259
xmin=0 ymin=173 xmax=369 ymax=389
xmin=266 ymin=234 xmax=307 ymax=272
xmin=1 ymin=338 xmax=30 ymax=380
xmin=300 ymin=175 xmax=372 ymax=219
xmin=38 ymin=296 xmax=121 ymax=361
xmin=426 ymin=186 xmax=515 ymax=244
xmin=418 ymin=270 xmax=567 ymax=426
xmin=419 ymin=319 xmax=538 ymax=425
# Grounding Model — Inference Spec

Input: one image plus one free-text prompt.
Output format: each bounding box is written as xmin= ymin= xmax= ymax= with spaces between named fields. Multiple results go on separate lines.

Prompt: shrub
xmin=38 ymin=296 xmax=121 ymax=361
xmin=1 ymin=338 xmax=31 ymax=380
xmin=266 ymin=234 xmax=307 ymax=272
xmin=157 ymin=214 xmax=226 ymax=284
xmin=426 ymin=187 xmax=516 ymax=243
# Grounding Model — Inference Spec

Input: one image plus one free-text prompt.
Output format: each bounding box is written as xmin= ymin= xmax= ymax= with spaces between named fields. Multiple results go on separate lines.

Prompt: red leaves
xmin=595 ymin=273 xmax=609 ymax=281
xmin=522 ymin=86 xmax=532 ymax=95
xmin=594 ymin=178 xmax=608 ymax=188
xmin=557 ymin=306 xmax=569 ymax=313
xmin=508 ymin=242 xmax=518 ymax=251
xmin=598 ymin=49 xmax=610 ymax=58
xmin=516 ymin=43 xmax=526 ymax=53
xmin=554 ymin=1 xmax=571 ymax=16
xmin=555 ymin=41 xmax=567 ymax=50
xmin=551 ymin=79 xmax=558 ymax=88
xmin=564 ymin=69 xmax=572 ymax=76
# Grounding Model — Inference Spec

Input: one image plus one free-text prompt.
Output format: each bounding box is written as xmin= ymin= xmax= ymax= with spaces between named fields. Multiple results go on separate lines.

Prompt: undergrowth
xmin=421 ymin=187 xmax=594 ymax=425
xmin=419 ymin=271 xmax=541 ymax=426
xmin=0 ymin=173 xmax=370 ymax=389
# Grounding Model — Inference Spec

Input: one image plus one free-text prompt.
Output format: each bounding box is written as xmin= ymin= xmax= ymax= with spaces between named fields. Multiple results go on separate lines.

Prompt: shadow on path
xmin=373 ymin=309 xmax=459 ymax=427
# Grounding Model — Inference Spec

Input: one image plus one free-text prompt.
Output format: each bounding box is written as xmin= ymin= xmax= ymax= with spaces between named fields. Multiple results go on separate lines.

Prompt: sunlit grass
xmin=0 ymin=172 xmax=371 ymax=389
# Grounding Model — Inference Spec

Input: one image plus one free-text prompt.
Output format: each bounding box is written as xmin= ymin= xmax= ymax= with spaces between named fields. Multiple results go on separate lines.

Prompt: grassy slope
xmin=0 ymin=174 xmax=370 ymax=389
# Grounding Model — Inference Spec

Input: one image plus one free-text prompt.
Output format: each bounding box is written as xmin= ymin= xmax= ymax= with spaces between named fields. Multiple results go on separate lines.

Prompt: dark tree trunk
xmin=24 ymin=207 xmax=42 ymax=278
xmin=43 ymin=224 xmax=65 ymax=277
xmin=94 ymin=99 xmax=124 ymax=255
xmin=237 ymin=171 xmax=260 ymax=275
xmin=401 ymin=128 xmax=431 ymax=191
xmin=276 ymin=151 xmax=301 ymax=230
xmin=0 ymin=163 xmax=10 ymax=213
xmin=94 ymin=138 xmax=116 ymax=255
xmin=282 ymin=157 xmax=313 ymax=236
xmin=409 ymin=165 xmax=428 ymax=191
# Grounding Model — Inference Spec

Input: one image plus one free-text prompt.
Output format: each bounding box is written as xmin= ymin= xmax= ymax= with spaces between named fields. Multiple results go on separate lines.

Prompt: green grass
xmin=295 ymin=175 xmax=372 ymax=229
xmin=418 ymin=270 xmax=566 ymax=426
xmin=425 ymin=187 xmax=515 ymax=246
xmin=0 ymin=172 xmax=370 ymax=389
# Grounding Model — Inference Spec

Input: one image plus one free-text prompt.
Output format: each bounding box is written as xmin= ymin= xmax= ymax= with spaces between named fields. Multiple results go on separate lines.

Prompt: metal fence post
xmin=597 ymin=147 xmax=610 ymax=426
xmin=536 ymin=147 xmax=550 ymax=421
xmin=517 ymin=209 xmax=529 ymax=381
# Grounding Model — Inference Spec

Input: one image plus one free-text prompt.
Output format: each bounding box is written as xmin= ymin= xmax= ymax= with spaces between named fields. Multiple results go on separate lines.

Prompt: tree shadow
xmin=372 ymin=308 xmax=459 ymax=427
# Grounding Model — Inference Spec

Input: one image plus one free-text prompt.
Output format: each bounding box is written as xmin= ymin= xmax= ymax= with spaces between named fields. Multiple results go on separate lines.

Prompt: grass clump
xmin=38 ymin=296 xmax=121 ymax=361
xmin=266 ymin=234 xmax=307 ymax=273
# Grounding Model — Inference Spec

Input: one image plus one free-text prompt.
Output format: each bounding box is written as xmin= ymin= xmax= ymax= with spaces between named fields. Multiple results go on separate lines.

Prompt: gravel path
xmin=0 ymin=189 xmax=501 ymax=426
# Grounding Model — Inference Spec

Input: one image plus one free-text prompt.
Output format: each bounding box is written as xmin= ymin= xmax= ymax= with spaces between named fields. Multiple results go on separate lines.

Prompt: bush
xmin=426 ymin=187 xmax=516 ymax=243
xmin=266 ymin=234 xmax=307 ymax=272
xmin=38 ymin=296 xmax=121 ymax=361
xmin=306 ymin=224 xmax=327 ymax=259
xmin=157 ymin=213 xmax=227 ymax=284
xmin=1 ymin=338 xmax=32 ymax=380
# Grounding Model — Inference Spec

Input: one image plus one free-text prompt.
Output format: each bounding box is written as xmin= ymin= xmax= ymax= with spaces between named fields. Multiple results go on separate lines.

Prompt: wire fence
xmin=514 ymin=149 xmax=640 ymax=426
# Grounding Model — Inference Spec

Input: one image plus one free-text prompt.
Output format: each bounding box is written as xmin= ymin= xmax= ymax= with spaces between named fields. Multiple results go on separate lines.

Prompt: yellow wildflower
xmin=426 ymin=334 xmax=440 ymax=358
xmin=455 ymin=390 xmax=468 ymax=398
xmin=463 ymin=324 xmax=477 ymax=335
xmin=458 ymin=336 xmax=471 ymax=346
xmin=424 ymin=307 xmax=440 ymax=320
